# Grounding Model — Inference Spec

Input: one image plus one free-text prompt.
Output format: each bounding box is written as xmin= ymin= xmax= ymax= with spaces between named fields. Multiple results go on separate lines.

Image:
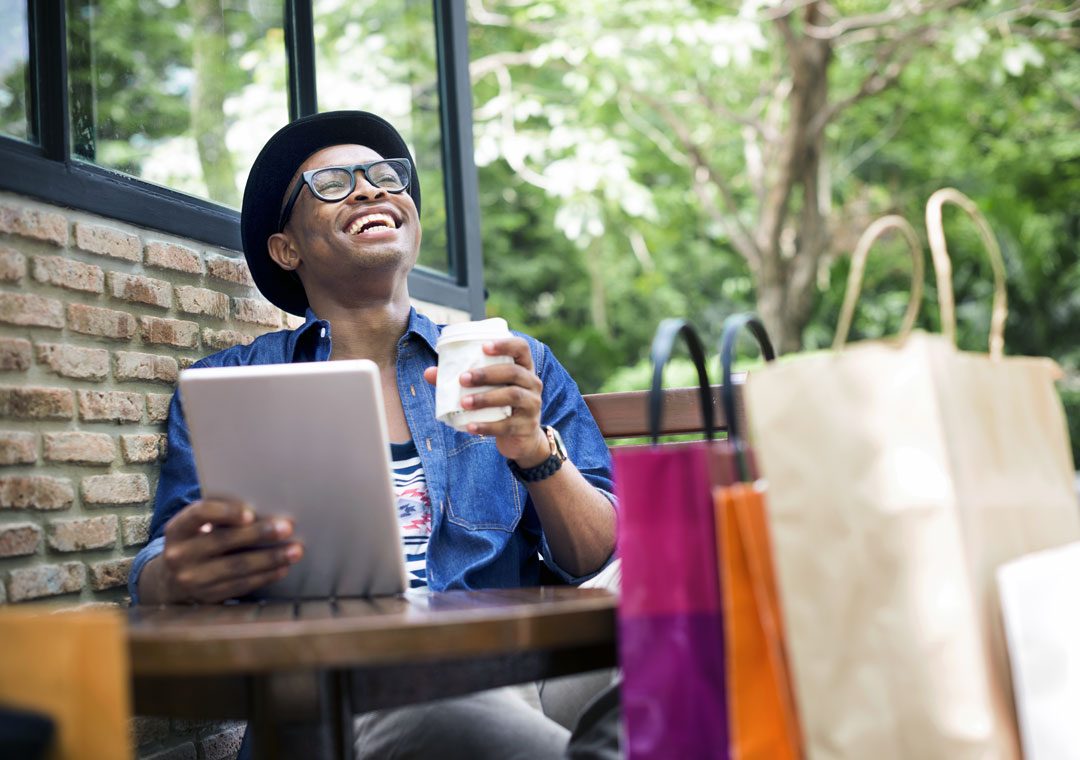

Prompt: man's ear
xmin=267 ymin=233 xmax=301 ymax=272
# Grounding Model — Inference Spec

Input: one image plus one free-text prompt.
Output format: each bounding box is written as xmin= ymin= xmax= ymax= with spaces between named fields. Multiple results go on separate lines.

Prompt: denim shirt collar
xmin=289 ymin=306 xmax=440 ymax=362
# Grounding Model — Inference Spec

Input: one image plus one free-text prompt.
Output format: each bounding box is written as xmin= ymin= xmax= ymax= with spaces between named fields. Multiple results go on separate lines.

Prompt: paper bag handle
xmin=926 ymin=188 xmax=1008 ymax=358
xmin=720 ymin=313 xmax=775 ymax=482
xmin=832 ymin=215 xmax=925 ymax=350
xmin=648 ymin=318 xmax=714 ymax=444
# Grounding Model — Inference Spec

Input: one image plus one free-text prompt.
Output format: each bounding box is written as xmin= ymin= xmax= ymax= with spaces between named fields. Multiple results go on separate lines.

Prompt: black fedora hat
xmin=240 ymin=110 xmax=421 ymax=316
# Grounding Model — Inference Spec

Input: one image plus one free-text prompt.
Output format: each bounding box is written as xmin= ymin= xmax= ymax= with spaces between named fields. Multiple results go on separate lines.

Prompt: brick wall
xmin=0 ymin=190 xmax=467 ymax=756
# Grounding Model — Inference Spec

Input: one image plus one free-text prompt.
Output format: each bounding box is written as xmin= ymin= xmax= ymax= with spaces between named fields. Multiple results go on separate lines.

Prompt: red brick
xmin=47 ymin=514 xmax=117 ymax=551
xmin=174 ymin=286 xmax=229 ymax=319
xmin=31 ymin=255 xmax=104 ymax=293
xmin=0 ymin=431 xmax=36 ymax=464
xmin=36 ymin=343 xmax=109 ymax=380
xmin=0 ymin=247 xmax=27 ymax=281
xmin=67 ymin=303 xmax=136 ymax=340
xmin=0 ymin=292 xmax=64 ymax=328
xmin=73 ymin=221 xmax=140 ymax=261
xmin=88 ymin=557 xmax=133 ymax=591
xmin=81 ymin=473 xmax=150 ymax=505
xmin=140 ymin=316 xmax=199 ymax=348
xmin=0 ymin=522 xmax=41 ymax=557
xmin=0 ymin=337 xmax=31 ymax=371
xmin=0 ymin=475 xmax=74 ymax=510
xmin=122 ymin=514 xmax=151 ymax=546
xmin=108 ymin=272 xmax=171 ymax=309
xmin=199 ymin=725 xmax=245 ymax=760
xmin=0 ymin=386 xmax=75 ymax=419
xmin=77 ymin=390 xmax=143 ymax=423
xmin=0 ymin=204 xmax=69 ymax=246
xmin=146 ymin=393 xmax=172 ymax=423
xmin=177 ymin=357 xmax=198 ymax=370
xmin=205 ymin=253 xmax=254 ymax=287
xmin=43 ymin=431 xmax=116 ymax=464
xmin=114 ymin=351 xmax=178 ymax=384
xmin=7 ymin=562 xmax=85 ymax=601
xmin=145 ymin=241 xmax=202 ymax=274
xmin=201 ymin=328 xmax=255 ymax=351
xmin=120 ymin=434 xmax=164 ymax=463
xmin=233 ymin=297 xmax=280 ymax=327
xmin=144 ymin=743 xmax=197 ymax=760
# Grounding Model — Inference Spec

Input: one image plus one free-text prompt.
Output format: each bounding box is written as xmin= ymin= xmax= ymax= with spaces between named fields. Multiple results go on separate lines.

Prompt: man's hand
xmin=423 ymin=337 xmax=549 ymax=466
xmin=142 ymin=499 xmax=303 ymax=604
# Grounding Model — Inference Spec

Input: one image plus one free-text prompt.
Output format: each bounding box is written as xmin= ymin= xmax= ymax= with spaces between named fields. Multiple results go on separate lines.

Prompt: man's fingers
xmin=165 ymin=499 xmax=253 ymax=539
xmin=172 ymin=542 xmax=303 ymax=594
xmin=178 ymin=517 xmax=294 ymax=563
xmin=483 ymin=338 xmax=534 ymax=372
xmin=461 ymin=362 xmax=541 ymax=392
xmin=423 ymin=366 xmax=438 ymax=386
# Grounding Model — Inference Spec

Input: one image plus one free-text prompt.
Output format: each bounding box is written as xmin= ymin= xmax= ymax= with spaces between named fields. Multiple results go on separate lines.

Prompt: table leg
xmin=249 ymin=670 xmax=354 ymax=760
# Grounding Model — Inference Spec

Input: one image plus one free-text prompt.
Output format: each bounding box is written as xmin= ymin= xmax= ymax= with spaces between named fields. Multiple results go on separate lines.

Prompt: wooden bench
xmin=583 ymin=374 xmax=745 ymax=443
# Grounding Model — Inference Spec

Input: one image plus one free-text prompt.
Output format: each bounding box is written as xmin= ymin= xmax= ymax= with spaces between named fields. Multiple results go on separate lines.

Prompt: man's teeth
xmin=346 ymin=213 xmax=395 ymax=235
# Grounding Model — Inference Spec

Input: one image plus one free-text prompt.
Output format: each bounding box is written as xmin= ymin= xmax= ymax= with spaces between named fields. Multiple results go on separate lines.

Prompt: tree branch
xmin=808 ymin=25 xmax=935 ymax=137
xmin=470 ymin=50 xmax=546 ymax=82
xmin=694 ymin=78 xmax=777 ymax=141
xmin=645 ymin=96 xmax=761 ymax=268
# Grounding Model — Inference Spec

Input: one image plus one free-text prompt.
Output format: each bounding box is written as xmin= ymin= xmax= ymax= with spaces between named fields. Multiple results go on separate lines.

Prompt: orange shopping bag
xmin=715 ymin=314 xmax=802 ymax=760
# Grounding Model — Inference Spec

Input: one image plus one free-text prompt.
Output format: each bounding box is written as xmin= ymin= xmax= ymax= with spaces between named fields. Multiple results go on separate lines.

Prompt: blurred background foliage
xmin=1 ymin=0 xmax=1075 ymax=459
xmin=467 ymin=0 xmax=1080 ymax=461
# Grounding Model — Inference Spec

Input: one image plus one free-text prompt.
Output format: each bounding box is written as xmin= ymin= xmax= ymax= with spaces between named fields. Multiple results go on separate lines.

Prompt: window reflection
xmin=0 ymin=0 xmax=32 ymax=143
xmin=66 ymin=0 xmax=288 ymax=209
xmin=314 ymin=0 xmax=449 ymax=275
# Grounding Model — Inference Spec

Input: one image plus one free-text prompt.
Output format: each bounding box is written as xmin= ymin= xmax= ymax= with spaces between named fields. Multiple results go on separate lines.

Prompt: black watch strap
xmin=507 ymin=426 xmax=567 ymax=483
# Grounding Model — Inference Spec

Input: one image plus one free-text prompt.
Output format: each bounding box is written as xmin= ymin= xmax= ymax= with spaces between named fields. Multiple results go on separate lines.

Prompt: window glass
xmin=66 ymin=0 xmax=288 ymax=209
xmin=0 ymin=0 xmax=32 ymax=142
xmin=314 ymin=0 xmax=448 ymax=275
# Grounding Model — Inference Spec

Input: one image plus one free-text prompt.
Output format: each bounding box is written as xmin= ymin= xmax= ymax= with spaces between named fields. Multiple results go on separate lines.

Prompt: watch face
xmin=546 ymin=425 xmax=568 ymax=461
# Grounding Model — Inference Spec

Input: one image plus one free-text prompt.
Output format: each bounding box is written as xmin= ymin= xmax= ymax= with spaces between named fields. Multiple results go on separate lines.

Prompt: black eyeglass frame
xmin=276 ymin=158 xmax=413 ymax=232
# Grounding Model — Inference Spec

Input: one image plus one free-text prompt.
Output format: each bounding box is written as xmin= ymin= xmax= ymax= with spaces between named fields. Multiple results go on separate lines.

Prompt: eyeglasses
xmin=277 ymin=158 xmax=412 ymax=232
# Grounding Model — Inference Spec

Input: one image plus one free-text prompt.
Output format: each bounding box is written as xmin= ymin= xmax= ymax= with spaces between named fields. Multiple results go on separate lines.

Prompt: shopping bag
xmin=714 ymin=314 xmax=802 ymax=760
xmin=743 ymin=191 xmax=1080 ymax=759
xmin=996 ymin=541 xmax=1080 ymax=760
xmin=614 ymin=318 xmax=729 ymax=760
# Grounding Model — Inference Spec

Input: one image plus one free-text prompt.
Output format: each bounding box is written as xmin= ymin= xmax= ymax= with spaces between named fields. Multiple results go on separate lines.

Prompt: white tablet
xmin=178 ymin=360 xmax=407 ymax=599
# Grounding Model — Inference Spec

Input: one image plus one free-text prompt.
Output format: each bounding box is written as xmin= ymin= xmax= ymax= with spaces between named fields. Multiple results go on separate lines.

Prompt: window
xmin=0 ymin=0 xmax=484 ymax=315
xmin=0 ymin=0 xmax=31 ymax=142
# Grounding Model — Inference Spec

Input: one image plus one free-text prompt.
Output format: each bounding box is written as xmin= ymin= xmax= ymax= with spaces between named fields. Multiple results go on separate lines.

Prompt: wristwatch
xmin=507 ymin=425 xmax=568 ymax=483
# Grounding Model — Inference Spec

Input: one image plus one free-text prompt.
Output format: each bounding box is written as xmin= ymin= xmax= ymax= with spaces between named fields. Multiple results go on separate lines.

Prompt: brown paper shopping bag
xmin=744 ymin=193 xmax=1080 ymax=760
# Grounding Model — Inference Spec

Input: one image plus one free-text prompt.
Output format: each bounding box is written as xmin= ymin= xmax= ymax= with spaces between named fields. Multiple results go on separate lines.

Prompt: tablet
xmin=178 ymin=360 xmax=407 ymax=599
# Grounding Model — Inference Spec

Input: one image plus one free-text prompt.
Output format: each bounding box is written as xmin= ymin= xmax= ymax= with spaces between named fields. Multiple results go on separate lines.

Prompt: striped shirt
xmin=390 ymin=439 xmax=431 ymax=589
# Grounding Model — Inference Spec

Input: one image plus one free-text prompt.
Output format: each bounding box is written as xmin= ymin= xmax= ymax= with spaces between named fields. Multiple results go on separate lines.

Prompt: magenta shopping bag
xmin=614 ymin=318 xmax=728 ymax=760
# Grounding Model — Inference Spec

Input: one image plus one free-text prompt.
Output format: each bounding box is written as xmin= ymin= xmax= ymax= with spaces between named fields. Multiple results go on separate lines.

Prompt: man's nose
xmin=351 ymin=171 xmax=386 ymax=200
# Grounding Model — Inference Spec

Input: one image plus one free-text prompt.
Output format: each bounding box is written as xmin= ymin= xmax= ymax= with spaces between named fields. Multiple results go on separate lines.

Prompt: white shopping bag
xmin=997 ymin=541 xmax=1080 ymax=760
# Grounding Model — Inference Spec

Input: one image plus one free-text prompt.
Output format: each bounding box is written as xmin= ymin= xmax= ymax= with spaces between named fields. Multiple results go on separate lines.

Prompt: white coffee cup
xmin=435 ymin=318 xmax=514 ymax=431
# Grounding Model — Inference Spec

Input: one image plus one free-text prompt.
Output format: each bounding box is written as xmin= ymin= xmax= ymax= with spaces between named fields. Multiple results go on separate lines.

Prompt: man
xmin=128 ymin=111 xmax=619 ymax=757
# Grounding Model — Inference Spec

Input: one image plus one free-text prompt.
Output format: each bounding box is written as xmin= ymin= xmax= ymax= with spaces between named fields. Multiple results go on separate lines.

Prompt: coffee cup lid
xmin=436 ymin=318 xmax=511 ymax=350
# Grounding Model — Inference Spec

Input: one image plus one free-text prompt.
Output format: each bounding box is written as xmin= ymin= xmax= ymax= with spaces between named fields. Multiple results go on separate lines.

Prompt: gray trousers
xmin=353 ymin=561 xmax=622 ymax=760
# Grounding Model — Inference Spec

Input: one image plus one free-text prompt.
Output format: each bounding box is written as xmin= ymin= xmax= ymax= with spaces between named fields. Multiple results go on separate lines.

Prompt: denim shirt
xmin=128 ymin=308 xmax=616 ymax=603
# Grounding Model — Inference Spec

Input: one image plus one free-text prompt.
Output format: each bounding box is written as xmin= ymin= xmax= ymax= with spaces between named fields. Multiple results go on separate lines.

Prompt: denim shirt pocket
xmin=443 ymin=433 xmax=522 ymax=533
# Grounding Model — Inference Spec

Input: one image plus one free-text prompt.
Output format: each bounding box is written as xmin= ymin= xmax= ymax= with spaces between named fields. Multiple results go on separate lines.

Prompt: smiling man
xmin=127 ymin=111 xmax=619 ymax=758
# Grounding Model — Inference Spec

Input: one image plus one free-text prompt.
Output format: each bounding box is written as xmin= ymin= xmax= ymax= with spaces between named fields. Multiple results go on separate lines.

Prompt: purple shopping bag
xmin=614 ymin=318 xmax=729 ymax=760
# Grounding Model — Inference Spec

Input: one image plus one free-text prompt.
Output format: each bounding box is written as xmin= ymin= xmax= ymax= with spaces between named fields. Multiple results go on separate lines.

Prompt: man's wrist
xmin=508 ymin=426 xmax=569 ymax=483
xmin=512 ymin=427 xmax=555 ymax=469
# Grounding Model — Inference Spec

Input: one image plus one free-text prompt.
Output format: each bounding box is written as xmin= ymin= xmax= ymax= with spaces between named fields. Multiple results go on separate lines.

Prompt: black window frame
xmin=1 ymin=0 xmax=485 ymax=318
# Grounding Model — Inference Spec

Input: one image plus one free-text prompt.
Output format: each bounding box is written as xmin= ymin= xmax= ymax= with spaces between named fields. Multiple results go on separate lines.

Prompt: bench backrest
xmin=582 ymin=374 xmax=745 ymax=443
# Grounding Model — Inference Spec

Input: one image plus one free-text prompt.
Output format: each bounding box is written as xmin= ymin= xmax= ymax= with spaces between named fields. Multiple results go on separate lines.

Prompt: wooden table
xmin=128 ymin=587 xmax=617 ymax=759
